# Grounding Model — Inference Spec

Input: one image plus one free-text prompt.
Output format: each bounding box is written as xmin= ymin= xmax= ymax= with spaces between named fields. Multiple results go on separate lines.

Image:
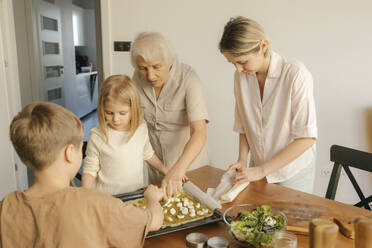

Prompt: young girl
xmin=82 ymin=75 xmax=168 ymax=195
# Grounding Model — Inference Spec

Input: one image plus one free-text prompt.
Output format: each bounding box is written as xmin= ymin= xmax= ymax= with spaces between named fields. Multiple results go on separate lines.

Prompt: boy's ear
xmin=65 ymin=144 xmax=75 ymax=163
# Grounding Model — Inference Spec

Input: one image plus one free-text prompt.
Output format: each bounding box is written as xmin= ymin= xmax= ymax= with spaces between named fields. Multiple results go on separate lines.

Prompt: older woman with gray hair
xmin=131 ymin=32 xmax=209 ymax=200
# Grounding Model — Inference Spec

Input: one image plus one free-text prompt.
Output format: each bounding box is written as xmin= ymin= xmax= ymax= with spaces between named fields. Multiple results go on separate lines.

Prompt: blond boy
xmin=0 ymin=102 xmax=163 ymax=247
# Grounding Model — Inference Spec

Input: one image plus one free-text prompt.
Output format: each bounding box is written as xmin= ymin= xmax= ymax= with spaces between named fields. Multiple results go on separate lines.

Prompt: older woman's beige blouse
xmin=133 ymin=59 xmax=209 ymax=184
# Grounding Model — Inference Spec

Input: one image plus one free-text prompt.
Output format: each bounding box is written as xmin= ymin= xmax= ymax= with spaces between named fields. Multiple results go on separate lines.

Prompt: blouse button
xmin=155 ymin=122 xmax=161 ymax=130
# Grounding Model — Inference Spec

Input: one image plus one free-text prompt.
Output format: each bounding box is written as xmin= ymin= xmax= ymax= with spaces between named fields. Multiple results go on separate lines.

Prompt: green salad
xmin=229 ymin=205 xmax=286 ymax=248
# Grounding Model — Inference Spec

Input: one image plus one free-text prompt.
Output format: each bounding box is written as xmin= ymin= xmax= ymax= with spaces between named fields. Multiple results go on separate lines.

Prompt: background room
xmin=100 ymin=0 xmax=372 ymax=204
xmin=1 ymin=0 xmax=371 ymax=206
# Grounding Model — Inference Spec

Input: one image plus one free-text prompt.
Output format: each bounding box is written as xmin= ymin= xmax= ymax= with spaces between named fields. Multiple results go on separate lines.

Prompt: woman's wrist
xmin=237 ymin=158 xmax=247 ymax=165
xmin=162 ymin=167 xmax=169 ymax=175
xmin=166 ymin=166 xmax=185 ymax=181
xmin=259 ymin=164 xmax=269 ymax=178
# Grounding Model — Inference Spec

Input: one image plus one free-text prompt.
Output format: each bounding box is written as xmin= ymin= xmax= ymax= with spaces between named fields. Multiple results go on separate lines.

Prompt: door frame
xmin=0 ymin=0 xmax=28 ymax=196
xmin=98 ymin=0 xmax=111 ymax=79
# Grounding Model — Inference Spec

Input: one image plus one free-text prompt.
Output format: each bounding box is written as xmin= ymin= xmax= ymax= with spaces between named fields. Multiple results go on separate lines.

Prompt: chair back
xmin=325 ymin=145 xmax=372 ymax=210
xmin=82 ymin=141 xmax=88 ymax=159
xmin=75 ymin=141 xmax=88 ymax=181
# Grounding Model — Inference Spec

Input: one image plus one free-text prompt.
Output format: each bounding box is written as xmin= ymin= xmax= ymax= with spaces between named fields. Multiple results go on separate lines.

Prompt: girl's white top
xmin=83 ymin=122 xmax=154 ymax=195
xmin=233 ymin=52 xmax=317 ymax=183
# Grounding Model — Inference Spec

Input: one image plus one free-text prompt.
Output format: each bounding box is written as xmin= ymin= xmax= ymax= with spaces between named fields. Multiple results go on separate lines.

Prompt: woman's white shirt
xmin=233 ymin=52 xmax=317 ymax=183
xmin=83 ymin=122 xmax=154 ymax=195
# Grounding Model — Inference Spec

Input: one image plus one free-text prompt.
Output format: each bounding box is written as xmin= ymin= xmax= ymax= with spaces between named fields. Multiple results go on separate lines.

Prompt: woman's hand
xmin=234 ymin=166 xmax=265 ymax=184
xmin=160 ymin=172 xmax=189 ymax=201
xmin=228 ymin=160 xmax=245 ymax=171
xmin=161 ymin=169 xmax=184 ymax=201
xmin=182 ymin=175 xmax=189 ymax=184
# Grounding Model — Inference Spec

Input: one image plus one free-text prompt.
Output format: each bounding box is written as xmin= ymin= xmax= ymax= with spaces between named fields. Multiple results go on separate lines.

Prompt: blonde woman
xmin=82 ymin=75 xmax=168 ymax=195
xmin=131 ymin=32 xmax=209 ymax=200
xmin=220 ymin=17 xmax=317 ymax=193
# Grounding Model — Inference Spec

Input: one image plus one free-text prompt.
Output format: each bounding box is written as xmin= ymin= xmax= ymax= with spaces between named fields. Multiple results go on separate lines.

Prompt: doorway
xmin=12 ymin=0 xmax=103 ymax=186
xmin=13 ymin=0 xmax=103 ymax=115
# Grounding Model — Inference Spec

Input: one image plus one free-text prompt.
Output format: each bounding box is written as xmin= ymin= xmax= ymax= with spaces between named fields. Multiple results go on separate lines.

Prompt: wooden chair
xmin=325 ymin=145 xmax=372 ymax=210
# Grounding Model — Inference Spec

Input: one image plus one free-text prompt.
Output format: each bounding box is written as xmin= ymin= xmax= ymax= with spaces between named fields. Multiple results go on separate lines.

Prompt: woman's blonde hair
xmin=97 ymin=75 xmax=143 ymax=143
xmin=219 ymin=16 xmax=271 ymax=57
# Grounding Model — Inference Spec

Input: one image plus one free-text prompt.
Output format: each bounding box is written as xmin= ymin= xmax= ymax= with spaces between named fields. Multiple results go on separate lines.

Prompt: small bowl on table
xmin=223 ymin=204 xmax=287 ymax=248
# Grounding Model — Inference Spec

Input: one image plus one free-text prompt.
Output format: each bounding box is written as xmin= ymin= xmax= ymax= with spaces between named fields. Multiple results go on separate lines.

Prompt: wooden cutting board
xmin=263 ymin=200 xmax=363 ymax=239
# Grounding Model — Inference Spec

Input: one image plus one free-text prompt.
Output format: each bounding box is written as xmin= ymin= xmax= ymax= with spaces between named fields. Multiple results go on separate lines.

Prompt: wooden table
xmin=143 ymin=166 xmax=372 ymax=248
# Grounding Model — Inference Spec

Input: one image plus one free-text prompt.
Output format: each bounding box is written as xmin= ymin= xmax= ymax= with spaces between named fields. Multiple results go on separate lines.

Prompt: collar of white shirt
xmin=267 ymin=52 xmax=283 ymax=79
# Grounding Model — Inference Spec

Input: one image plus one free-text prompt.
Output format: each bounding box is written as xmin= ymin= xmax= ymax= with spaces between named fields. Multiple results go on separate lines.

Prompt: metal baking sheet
xmin=115 ymin=191 xmax=223 ymax=238
xmin=114 ymin=188 xmax=145 ymax=201
xmin=146 ymin=209 xmax=223 ymax=238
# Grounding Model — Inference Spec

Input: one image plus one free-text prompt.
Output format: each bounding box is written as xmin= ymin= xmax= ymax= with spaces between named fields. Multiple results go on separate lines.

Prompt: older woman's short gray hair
xmin=131 ymin=32 xmax=176 ymax=69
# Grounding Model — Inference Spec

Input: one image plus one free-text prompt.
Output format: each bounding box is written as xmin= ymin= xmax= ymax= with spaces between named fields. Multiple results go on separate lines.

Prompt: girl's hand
xmin=234 ymin=166 xmax=265 ymax=184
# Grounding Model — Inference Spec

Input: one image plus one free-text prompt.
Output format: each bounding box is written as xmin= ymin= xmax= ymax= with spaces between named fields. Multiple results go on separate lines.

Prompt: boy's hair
xmin=97 ymin=75 xmax=143 ymax=142
xmin=9 ymin=102 xmax=84 ymax=171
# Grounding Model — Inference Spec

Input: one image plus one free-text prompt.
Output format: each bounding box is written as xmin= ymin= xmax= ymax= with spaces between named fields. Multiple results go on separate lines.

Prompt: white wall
xmin=101 ymin=0 xmax=372 ymax=204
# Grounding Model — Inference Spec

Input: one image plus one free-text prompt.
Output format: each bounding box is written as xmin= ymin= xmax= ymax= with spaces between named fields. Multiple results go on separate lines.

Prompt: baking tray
xmin=114 ymin=190 xmax=223 ymax=238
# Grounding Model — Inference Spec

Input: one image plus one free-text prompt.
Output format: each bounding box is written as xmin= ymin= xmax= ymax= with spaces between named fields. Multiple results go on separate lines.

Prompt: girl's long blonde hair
xmin=97 ymin=75 xmax=143 ymax=143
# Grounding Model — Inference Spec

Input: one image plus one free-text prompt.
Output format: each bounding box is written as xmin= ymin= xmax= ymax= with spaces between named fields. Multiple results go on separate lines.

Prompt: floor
xmin=73 ymin=110 xmax=98 ymax=186
xmin=81 ymin=109 xmax=99 ymax=141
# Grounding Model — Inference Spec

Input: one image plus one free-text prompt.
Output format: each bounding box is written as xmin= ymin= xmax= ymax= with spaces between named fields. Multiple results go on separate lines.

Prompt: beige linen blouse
xmin=133 ymin=59 xmax=209 ymax=184
xmin=234 ymin=52 xmax=317 ymax=183
xmin=0 ymin=188 xmax=151 ymax=248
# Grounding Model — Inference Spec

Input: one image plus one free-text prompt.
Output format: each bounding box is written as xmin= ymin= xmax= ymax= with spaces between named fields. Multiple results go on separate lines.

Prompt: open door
xmin=37 ymin=0 xmax=65 ymax=106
